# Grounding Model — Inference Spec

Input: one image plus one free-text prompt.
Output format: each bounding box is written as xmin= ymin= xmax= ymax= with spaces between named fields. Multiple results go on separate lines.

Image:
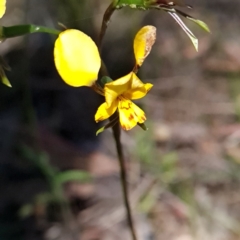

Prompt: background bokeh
xmin=1 ymin=1 xmax=240 ymax=240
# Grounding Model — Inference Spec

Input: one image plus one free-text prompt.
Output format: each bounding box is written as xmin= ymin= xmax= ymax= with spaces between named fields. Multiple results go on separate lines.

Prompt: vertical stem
xmin=112 ymin=118 xmax=138 ymax=240
xmin=98 ymin=2 xmax=116 ymax=49
xmin=98 ymin=3 xmax=138 ymax=239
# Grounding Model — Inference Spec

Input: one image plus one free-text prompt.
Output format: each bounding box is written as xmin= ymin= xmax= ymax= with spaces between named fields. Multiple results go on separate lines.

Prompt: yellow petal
xmin=95 ymin=101 xmax=118 ymax=122
xmin=54 ymin=29 xmax=101 ymax=87
xmin=0 ymin=0 xmax=6 ymax=18
xmin=104 ymin=72 xmax=132 ymax=107
xmin=118 ymin=98 xmax=146 ymax=131
xmin=134 ymin=25 xmax=156 ymax=68
xmin=123 ymin=72 xmax=153 ymax=100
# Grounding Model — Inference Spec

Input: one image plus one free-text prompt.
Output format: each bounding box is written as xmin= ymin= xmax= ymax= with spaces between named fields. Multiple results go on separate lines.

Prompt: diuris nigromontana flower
xmin=95 ymin=72 xmax=153 ymax=131
xmin=53 ymin=25 xmax=156 ymax=131
xmin=95 ymin=25 xmax=156 ymax=131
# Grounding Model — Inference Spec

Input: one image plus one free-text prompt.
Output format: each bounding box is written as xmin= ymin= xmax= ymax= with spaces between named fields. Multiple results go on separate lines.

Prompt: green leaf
xmin=114 ymin=0 xmax=189 ymax=11
xmin=96 ymin=115 xmax=119 ymax=135
xmin=188 ymin=18 xmax=210 ymax=33
xmin=0 ymin=56 xmax=11 ymax=87
xmin=114 ymin=0 xmax=147 ymax=9
xmin=175 ymin=9 xmax=210 ymax=33
xmin=168 ymin=12 xmax=198 ymax=51
xmin=138 ymin=122 xmax=148 ymax=130
xmin=56 ymin=170 xmax=92 ymax=185
xmin=1 ymin=75 xmax=11 ymax=87
xmin=96 ymin=126 xmax=106 ymax=136
xmin=98 ymin=76 xmax=113 ymax=88
xmin=0 ymin=25 xmax=60 ymax=39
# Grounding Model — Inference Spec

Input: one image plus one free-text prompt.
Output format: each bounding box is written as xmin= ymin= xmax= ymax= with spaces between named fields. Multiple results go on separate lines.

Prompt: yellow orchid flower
xmin=54 ymin=29 xmax=101 ymax=87
xmin=54 ymin=25 xmax=156 ymax=132
xmin=95 ymin=25 xmax=156 ymax=132
xmin=95 ymin=72 xmax=153 ymax=131
xmin=0 ymin=0 xmax=6 ymax=19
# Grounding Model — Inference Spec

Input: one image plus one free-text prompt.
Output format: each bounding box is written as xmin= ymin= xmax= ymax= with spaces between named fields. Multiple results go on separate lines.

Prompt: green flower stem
xmin=98 ymin=61 xmax=138 ymax=240
xmin=0 ymin=25 xmax=60 ymax=39
xmin=98 ymin=53 xmax=138 ymax=240
xmin=114 ymin=0 xmax=147 ymax=7
xmin=111 ymin=115 xmax=138 ymax=240
xmin=98 ymin=2 xmax=116 ymax=49
xmin=99 ymin=4 xmax=138 ymax=239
